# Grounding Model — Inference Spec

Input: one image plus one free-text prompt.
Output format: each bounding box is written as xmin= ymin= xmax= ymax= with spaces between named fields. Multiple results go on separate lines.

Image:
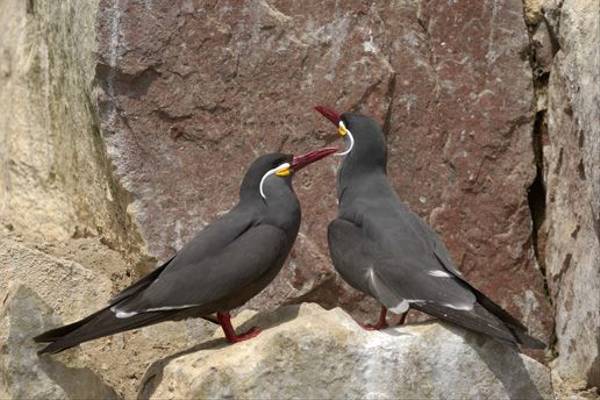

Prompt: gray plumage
xmin=35 ymin=152 xmax=313 ymax=354
xmin=325 ymin=111 xmax=545 ymax=349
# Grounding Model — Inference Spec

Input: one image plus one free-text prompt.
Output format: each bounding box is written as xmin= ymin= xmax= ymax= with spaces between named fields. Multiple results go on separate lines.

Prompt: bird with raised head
xmin=35 ymin=148 xmax=336 ymax=354
xmin=315 ymin=105 xmax=545 ymax=350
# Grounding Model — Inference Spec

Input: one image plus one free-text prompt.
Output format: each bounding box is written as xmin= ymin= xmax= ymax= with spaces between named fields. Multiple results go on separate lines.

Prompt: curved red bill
xmin=291 ymin=147 xmax=337 ymax=171
xmin=314 ymin=105 xmax=341 ymax=126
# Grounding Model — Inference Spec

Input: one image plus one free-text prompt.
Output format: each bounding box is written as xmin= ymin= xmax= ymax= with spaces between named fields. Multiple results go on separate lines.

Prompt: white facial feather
xmin=335 ymin=121 xmax=355 ymax=156
xmin=259 ymin=162 xmax=290 ymax=199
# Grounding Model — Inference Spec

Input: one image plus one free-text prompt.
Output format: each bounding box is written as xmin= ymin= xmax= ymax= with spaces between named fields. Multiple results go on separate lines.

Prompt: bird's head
xmin=314 ymin=105 xmax=386 ymax=171
xmin=240 ymin=148 xmax=336 ymax=201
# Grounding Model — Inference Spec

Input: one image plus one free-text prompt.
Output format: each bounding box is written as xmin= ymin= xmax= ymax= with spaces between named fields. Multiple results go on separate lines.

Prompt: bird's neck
xmin=337 ymin=167 xmax=397 ymax=212
xmin=337 ymin=155 xmax=387 ymax=198
xmin=261 ymin=185 xmax=301 ymax=235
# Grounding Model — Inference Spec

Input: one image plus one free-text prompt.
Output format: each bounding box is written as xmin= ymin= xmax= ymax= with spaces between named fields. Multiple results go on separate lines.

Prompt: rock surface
xmin=0 ymin=0 xmax=145 ymax=261
xmin=0 ymin=237 xmax=215 ymax=399
xmin=540 ymin=0 xmax=600 ymax=392
xmin=0 ymin=239 xmax=117 ymax=399
xmin=140 ymin=304 xmax=554 ymax=400
xmin=0 ymin=286 xmax=119 ymax=400
xmin=0 ymin=0 xmax=598 ymax=397
xmin=95 ymin=0 xmax=552 ymax=342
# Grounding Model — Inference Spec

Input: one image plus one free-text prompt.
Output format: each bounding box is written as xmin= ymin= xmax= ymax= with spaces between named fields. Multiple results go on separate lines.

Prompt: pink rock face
xmin=96 ymin=1 xmax=552 ymax=342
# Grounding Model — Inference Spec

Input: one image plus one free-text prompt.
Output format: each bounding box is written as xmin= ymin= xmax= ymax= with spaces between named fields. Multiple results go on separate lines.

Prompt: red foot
xmin=228 ymin=326 xmax=262 ymax=343
xmin=359 ymin=306 xmax=388 ymax=331
xmin=217 ymin=312 xmax=262 ymax=344
xmin=360 ymin=322 xmax=389 ymax=330
xmin=397 ymin=310 xmax=408 ymax=326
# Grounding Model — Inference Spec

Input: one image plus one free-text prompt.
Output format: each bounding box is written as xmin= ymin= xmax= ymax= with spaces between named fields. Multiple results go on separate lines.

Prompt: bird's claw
xmin=229 ymin=326 xmax=262 ymax=343
xmin=359 ymin=322 xmax=388 ymax=331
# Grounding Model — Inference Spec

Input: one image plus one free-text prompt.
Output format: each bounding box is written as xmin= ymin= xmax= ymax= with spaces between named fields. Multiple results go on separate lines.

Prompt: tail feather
xmin=450 ymin=274 xmax=547 ymax=349
xmin=413 ymin=302 xmax=518 ymax=345
xmin=35 ymin=258 xmax=175 ymax=353
xmin=36 ymin=308 xmax=173 ymax=354
xmin=511 ymin=329 xmax=546 ymax=349
xmin=473 ymin=289 xmax=546 ymax=349
xmin=471 ymin=288 xmax=527 ymax=330
xmin=414 ymin=298 xmax=546 ymax=350
xmin=34 ymin=256 xmax=222 ymax=354
xmin=34 ymin=311 xmax=100 ymax=343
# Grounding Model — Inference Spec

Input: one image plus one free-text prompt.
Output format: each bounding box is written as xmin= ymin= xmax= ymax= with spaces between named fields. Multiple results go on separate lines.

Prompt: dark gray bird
xmin=35 ymin=148 xmax=336 ymax=354
xmin=315 ymin=105 xmax=545 ymax=349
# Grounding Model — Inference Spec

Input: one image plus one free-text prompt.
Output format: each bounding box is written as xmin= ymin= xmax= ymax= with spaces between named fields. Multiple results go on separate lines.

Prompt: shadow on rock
xmin=138 ymin=337 xmax=227 ymax=400
xmin=237 ymin=304 xmax=301 ymax=333
xmin=2 ymin=286 xmax=119 ymax=400
xmin=39 ymin=356 xmax=120 ymax=400
xmin=138 ymin=304 xmax=302 ymax=400
xmin=454 ymin=325 xmax=548 ymax=400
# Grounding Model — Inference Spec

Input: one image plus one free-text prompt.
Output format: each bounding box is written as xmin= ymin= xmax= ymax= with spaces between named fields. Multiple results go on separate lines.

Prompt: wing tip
xmin=517 ymin=334 xmax=547 ymax=350
xmin=36 ymin=341 xmax=66 ymax=355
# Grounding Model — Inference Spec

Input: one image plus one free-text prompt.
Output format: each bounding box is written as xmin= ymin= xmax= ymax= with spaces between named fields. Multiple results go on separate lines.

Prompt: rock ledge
xmin=140 ymin=303 xmax=553 ymax=400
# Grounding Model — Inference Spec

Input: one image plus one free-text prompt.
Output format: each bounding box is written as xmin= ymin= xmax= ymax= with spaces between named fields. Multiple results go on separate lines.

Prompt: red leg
xmin=216 ymin=312 xmax=261 ymax=343
xmin=397 ymin=310 xmax=408 ymax=326
xmin=360 ymin=306 xmax=388 ymax=331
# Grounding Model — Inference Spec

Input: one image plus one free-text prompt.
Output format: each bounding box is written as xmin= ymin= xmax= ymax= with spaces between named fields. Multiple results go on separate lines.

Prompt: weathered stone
xmin=552 ymin=370 xmax=600 ymax=400
xmin=95 ymin=0 xmax=552 ymax=342
xmin=0 ymin=285 xmax=119 ymax=400
xmin=542 ymin=0 xmax=600 ymax=392
xmin=0 ymin=238 xmax=114 ymax=326
xmin=0 ymin=236 xmax=218 ymax=399
xmin=4 ymin=0 xmax=598 ymax=397
xmin=0 ymin=0 xmax=145 ymax=260
xmin=0 ymin=238 xmax=120 ymax=399
xmin=140 ymin=303 xmax=554 ymax=400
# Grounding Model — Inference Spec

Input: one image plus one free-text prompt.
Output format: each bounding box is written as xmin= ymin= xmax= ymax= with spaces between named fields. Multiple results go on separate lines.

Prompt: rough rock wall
xmin=0 ymin=0 xmax=598 ymax=397
xmin=94 ymin=0 xmax=552 ymax=341
xmin=0 ymin=236 xmax=215 ymax=399
xmin=0 ymin=1 xmax=211 ymax=398
xmin=526 ymin=0 xmax=600 ymax=391
xmin=0 ymin=0 xmax=144 ymax=260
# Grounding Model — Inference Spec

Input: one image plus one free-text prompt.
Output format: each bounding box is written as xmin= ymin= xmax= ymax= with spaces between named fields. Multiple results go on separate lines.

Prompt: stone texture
xmin=0 ymin=0 xmax=145 ymax=260
xmin=541 ymin=0 xmax=600 ymax=392
xmin=0 ymin=285 xmax=119 ymax=400
xmin=0 ymin=238 xmax=117 ymax=399
xmin=2 ymin=0 xmax=598 ymax=397
xmin=95 ymin=0 xmax=552 ymax=342
xmin=140 ymin=303 xmax=554 ymax=400
xmin=0 ymin=238 xmax=114 ymax=327
xmin=0 ymin=236 xmax=215 ymax=399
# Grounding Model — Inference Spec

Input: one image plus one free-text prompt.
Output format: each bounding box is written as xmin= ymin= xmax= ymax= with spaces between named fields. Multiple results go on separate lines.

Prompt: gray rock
xmin=0 ymin=237 xmax=215 ymax=400
xmin=0 ymin=286 xmax=119 ymax=400
xmin=140 ymin=304 xmax=554 ymax=400
xmin=0 ymin=238 xmax=114 ymax=327
xmin=542 ymin=0 xmax=600 ymax=391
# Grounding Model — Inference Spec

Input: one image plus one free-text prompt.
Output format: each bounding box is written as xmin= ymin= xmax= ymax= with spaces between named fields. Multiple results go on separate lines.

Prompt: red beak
xmin=291 ymin=147 xmax=337 ymax=171
xmin=314 ymin=105 xmax=341 ymax=126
